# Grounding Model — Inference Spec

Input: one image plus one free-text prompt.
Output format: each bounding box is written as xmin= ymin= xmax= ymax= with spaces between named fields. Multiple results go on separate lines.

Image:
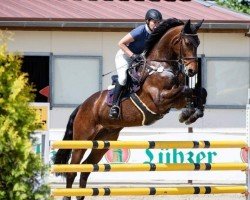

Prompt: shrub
xmin=0 ymin=34 xmax=50 ymax=200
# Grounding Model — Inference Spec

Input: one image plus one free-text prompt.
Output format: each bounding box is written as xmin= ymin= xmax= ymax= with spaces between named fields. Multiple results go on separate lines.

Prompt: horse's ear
xmin=182 ymin=19 xmax=192 ymax=34
xmin=193 ymin=19 xmax=204 ymax=33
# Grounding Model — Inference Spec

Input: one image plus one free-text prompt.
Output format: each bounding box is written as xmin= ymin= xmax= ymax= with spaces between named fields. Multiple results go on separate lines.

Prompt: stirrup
xmin=109 ymin=105 xmax=120 ymax=119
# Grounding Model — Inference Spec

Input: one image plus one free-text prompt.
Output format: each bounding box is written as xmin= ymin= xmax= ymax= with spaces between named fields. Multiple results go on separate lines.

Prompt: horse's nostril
xmin=188 ymin=69 xmax=193 ymax=74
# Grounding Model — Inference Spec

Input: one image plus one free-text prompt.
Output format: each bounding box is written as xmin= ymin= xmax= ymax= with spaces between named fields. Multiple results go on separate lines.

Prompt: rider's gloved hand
xmin=130 ymin=54 xmax=144 ymax=63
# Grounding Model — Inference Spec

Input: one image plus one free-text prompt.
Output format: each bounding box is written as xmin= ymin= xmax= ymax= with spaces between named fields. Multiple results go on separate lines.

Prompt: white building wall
xmin=8 ymin=31 xmax=51 ymax=52
xmin=203 ymin=33 xmax=250 ymax=57
xmin=51 ymin=32 xmax=103 ymax=55
xmin=7 ymin=31 xmax=250 ymax=130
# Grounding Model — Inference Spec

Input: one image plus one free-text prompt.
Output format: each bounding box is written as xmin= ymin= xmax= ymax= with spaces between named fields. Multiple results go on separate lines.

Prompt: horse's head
xmin=171 ymin=20 xmax=203 ymax=77
xmin=144 ymin=18 xmax=203 ymax=78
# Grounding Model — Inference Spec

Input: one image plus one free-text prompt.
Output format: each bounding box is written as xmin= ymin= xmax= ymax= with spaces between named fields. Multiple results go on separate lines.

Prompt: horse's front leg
xmin=157 ymin=85 xmax=192 ymax=112
xmin=160 ymin=85 xmax=192 ymax=101
xmin=179 ymin=87 xmax=207 ymax=125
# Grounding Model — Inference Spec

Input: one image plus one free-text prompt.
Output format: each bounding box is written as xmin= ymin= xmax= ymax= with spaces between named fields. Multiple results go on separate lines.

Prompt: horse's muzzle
xmin=185 ymin=68 xmax=196 ymax=77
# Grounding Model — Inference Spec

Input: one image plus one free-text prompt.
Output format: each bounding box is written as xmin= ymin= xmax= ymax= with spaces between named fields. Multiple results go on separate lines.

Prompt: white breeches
xmin=115 ymin=49 xmax=132 ymax=86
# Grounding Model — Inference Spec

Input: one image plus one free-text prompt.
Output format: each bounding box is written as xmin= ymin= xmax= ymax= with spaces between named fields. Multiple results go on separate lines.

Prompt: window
xmin=204 ymin=57 xmax=250 ymax=108
xmin=51 ymin=55 xmax=102 ymax=107
xmin=21 ymin=56 xmax=50 ymax=102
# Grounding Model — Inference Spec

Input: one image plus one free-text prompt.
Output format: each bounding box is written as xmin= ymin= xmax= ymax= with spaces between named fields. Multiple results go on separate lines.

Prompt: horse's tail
xmin=52 ymin=105 xmax=81 ymax=176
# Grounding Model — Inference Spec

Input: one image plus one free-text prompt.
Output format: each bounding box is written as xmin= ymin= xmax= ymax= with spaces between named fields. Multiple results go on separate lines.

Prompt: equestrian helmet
xmin=145 ymin=9 xmax=162 ymax=21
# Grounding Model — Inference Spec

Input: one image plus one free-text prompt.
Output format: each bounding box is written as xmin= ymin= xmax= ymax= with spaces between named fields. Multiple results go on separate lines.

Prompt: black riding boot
xmin=109 ymin=83 xmax=124 ymax=119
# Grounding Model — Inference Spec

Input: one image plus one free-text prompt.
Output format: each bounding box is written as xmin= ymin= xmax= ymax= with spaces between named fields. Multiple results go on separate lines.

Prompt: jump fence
xmin=50 ymin=89 xmax=250 ymax=199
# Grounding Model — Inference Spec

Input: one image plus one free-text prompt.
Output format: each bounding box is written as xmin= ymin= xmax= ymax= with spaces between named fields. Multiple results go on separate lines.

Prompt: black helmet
xmin=145 ymin=9 xmax=162 ymax=21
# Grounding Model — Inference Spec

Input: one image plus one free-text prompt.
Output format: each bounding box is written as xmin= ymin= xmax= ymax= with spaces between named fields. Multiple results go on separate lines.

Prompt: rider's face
xmin=148 ymin=20 xmax=161 ymax=31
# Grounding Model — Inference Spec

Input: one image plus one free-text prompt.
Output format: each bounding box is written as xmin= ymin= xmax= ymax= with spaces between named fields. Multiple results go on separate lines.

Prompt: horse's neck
xmin=151 ymin=27 xmax=181 ymax=63
xmin=136 ymin=28 xmax=182 ymax=114
xmin=137 ymin=63 xmax=178 ymax=114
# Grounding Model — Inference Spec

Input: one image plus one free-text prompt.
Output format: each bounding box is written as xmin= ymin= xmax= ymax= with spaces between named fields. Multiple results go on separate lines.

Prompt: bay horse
xmin=53 ymin=18 xmax=206 ymax=200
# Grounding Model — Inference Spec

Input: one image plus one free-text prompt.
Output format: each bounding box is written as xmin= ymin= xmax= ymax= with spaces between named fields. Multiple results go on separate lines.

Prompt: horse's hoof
xmin=179 ymin=108 xmax=195 ymax=123
xmin=185 ymin=116 xmax=195 ymax=125
xmin=76 ymin=196 xmax=85 ymax=200
xmin=179 ymin=114 xmax=186 ymax=123
xmin=63 ymin=196 xmax=71 ymax=200
xmin=185 ymin=111 xmax=202 ymax=125
xmin=185 ymin=120 xmax=193 ymax=125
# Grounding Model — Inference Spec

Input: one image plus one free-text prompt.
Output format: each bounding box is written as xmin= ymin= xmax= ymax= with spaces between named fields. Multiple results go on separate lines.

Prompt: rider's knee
xmin=118 ymin=77 xmax=127 ymax=86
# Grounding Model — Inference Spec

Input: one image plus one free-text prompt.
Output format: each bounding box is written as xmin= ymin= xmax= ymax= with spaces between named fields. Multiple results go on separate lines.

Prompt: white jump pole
xmin=247 ymin=88 xmax=250 ymax=200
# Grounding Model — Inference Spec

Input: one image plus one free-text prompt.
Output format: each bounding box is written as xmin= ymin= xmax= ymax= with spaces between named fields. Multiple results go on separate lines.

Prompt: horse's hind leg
xmin=77 ymin=128 xmax=121 ymax=200
xmin=63 ymin=149 xmax=87 ymax=200
xmin=63 ymin=123 xmax=100 ymax=200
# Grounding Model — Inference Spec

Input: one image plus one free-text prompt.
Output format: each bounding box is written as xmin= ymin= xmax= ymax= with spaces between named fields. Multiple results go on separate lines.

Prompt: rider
xmin=109 ymin=9 xmax=163 ymax=119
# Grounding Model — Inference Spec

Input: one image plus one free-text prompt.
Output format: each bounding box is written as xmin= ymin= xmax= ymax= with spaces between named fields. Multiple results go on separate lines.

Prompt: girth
xmin=130 ymin=93 xmax=164 ymax=126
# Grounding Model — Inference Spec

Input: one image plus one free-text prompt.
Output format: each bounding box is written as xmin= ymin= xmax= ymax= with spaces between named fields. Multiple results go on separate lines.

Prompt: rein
xmin=130 ymin=58 xmax=178 ymax=86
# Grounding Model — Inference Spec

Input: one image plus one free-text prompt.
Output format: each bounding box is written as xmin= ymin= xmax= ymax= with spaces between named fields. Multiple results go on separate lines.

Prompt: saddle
xmin=106 ymin=65 xmax=142 ymax=106
xmin=106 ymin=63 xmax=164 ymax=125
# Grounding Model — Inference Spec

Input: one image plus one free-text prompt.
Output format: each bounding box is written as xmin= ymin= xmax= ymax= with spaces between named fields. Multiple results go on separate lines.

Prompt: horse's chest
xmin=161 ymin=71 xmax=182 ymax=89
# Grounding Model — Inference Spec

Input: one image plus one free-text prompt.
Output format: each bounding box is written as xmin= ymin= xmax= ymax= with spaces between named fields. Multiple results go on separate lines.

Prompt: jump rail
xmin=51 ymin=140 xmax=247 ymax=149
xmin=51 ymin=163 xmax=248 ymax=173
xmin=51 ymin=186 xmax=247 ymax=197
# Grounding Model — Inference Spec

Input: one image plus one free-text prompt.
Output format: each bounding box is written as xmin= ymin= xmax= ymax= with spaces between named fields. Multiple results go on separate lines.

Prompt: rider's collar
xmin=145 ymin=24 xmax=152 ymax=34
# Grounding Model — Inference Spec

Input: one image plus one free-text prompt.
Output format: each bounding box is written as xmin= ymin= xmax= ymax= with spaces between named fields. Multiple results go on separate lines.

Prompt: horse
xmin=53 ymin=18 xmax=207 ymax=200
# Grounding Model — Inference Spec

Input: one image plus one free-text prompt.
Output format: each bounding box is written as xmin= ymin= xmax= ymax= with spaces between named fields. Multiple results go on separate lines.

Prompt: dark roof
xmin=0 ymin=0 xmax=249 ymax=30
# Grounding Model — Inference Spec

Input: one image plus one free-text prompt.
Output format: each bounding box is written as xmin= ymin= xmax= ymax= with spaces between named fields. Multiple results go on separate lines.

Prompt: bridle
xmin=149 ymin=32 xmax=199 ymax=74
xmin=129 ymin=32 xmax=200 ymax=84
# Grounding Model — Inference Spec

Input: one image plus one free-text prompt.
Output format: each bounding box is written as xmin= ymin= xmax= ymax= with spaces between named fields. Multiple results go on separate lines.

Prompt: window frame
xmin=51 ymin=55 xmax=103 ymax=108
xmin=203 ymin=56 xmax=250 ymax=109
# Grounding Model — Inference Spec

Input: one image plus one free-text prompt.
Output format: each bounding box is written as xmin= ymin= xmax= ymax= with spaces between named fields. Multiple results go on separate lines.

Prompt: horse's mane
xmin=145 ymin=18 xmax=184 ymax=57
